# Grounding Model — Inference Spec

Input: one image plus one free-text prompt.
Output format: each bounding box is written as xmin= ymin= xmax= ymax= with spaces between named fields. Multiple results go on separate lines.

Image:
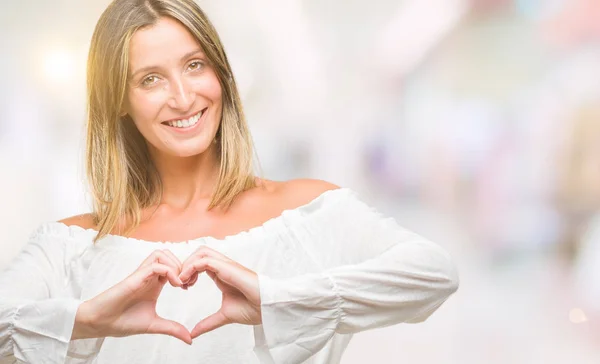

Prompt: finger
xmin=182 ymin=272 xmax=198 ymax=290
xmin=196 ymin=246 xmax=232 ymax=260
xmin=142 ymin=263 xmax=183 ymax=287
xmin=139 ymin=250 xmax=182 ymax=273
xmin=205 ymin=270 xmax=229 ymax=292
xmin=180 ymin=268 xmax=200 ymax=286
xmin=182 ymin=258 xmax=251 ymax=296
xmin=140 ymin=250 xmax=168 ymax=267
xmin=188 ymin=272 xmax=199 ymax=287
xmin=184 ymin=246 xmax=234 ymax=266
xmin=160 ymin=249 xmax=183 ymax=272
xmin=148 ymin=317 xmax=193 ymax=345
xmin=196 ymin=258 xmax=240 ymax=289
xmin=203 ymin=260 xmax=259 ymax=303
xmin=179 ymin=256 xmax=226 ymax=283
xmin=191 ymin=311 xmax=229 ymax=338
xmin=180 ymin=246 xmax=236 ymax=284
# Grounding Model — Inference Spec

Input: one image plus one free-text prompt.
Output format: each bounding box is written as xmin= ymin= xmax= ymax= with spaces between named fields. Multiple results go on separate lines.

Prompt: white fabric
xmin=0 ymin=188 xmax=458 ymax=364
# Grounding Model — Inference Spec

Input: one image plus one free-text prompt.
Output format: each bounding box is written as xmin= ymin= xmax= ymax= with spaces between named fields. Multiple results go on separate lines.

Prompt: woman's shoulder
xmin=23 ymin=214 xmax=98 ymax=251
xmin=245 ymin=178 xmax=341 ymax=218
xmin=54 ymin=180 xmax=344 ymax=223
xmin=232 ymin=178 xmax=346 ymax=228
xmin=51 ymin=180 xmax=346 ymax=241
xmin=57 ymin=213 xmax=97 ymax=230
xmin=274 ymin=178 xmax=342 ymax=208
xmin=274 ymin=179 xmax=380 ymax=223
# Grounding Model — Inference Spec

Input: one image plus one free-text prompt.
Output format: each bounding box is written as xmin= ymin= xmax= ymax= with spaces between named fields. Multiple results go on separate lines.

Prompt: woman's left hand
xmin=179 ymin=247 xmax=262 ymax=338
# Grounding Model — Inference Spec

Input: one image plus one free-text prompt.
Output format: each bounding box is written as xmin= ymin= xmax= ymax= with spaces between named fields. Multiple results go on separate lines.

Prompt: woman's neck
xmin=150 ymin=145 xmax=221 ymax=210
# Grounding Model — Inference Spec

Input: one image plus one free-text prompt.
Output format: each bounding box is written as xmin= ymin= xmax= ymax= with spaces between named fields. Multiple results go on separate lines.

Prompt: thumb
xmin=148 ymin=317 xmax=192 ymax=345
xmin=191 ymin=311 xmax=228 ymax=339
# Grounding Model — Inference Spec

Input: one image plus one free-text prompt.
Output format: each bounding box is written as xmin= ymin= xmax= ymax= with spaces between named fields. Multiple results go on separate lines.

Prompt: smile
xmin=162 ymin=108 xmax=207 ymax=129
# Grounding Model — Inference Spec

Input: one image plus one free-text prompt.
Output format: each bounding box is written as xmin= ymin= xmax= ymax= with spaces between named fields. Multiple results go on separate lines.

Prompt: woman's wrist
xmin=71 ymin=300 xmax=102 ymax=340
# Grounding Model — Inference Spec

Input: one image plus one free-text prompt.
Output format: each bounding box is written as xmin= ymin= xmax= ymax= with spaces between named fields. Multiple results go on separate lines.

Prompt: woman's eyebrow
xmin=130 ymin=49 xmax=205 ymax=79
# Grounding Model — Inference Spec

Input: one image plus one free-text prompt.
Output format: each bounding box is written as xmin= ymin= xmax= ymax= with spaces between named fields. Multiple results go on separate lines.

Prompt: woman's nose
xmin=168 ymin=78 xmax=194 ymax=111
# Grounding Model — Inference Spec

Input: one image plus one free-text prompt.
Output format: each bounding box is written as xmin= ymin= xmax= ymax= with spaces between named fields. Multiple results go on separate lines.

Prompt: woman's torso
xmin=61 ymin=180 xmax=352 ymax=363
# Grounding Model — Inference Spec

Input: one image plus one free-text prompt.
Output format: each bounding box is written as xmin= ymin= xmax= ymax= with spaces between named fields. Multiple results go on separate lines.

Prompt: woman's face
xmin=124 ymin=16 xmax=223 ymax=158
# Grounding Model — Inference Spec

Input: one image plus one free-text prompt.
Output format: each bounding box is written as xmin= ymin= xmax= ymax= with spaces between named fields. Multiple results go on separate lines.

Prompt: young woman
xmin=0 ymin=0 xmax=459 ymax=363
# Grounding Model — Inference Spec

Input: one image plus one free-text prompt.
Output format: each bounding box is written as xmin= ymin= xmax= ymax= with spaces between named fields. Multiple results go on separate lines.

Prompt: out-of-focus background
xmin=1 ymin=0 xmax=599 ymax=362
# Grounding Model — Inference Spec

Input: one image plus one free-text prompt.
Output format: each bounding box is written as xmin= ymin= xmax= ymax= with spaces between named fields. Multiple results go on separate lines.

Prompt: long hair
xmin=86 ymin=0 xmax=258 ymax=242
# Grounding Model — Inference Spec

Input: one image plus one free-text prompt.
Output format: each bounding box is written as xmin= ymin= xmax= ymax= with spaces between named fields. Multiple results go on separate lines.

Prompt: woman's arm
xmin=0 ymin=222 xmax=193 ymax=363
xmin=253 ymin=181 xmax=459 ymax=364
xmin=0 ymin=225 xmax=96 ymax=363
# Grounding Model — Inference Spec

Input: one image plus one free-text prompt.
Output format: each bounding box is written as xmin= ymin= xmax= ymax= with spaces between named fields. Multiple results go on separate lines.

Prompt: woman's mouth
xmin=161 ymin=108 xmax=207 ymax=130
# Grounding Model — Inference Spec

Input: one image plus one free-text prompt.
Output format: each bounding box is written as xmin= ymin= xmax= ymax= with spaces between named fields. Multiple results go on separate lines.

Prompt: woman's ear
xmin=120 ymin=99 xmax=129 ymax=117
xmin=119 ymin=105 xmax=129 ymax=118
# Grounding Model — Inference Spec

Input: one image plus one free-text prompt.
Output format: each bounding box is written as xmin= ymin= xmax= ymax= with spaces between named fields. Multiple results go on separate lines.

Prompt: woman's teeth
xmin=166 ymin=110 xmax=203 ymax=128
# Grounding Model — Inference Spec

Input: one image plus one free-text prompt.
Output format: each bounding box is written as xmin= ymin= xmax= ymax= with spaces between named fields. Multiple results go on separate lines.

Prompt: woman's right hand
xmin=71 ymin=249 xmax=192 ymax=345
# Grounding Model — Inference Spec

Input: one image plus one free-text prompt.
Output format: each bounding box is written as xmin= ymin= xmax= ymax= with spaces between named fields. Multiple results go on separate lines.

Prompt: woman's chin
xmin=158 ymin=141 xmax=217 ymax=159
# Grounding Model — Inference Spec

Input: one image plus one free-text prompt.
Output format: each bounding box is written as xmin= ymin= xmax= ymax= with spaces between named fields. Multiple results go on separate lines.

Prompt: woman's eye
xmin=188 ymin=61 xmax=203 ymax=71
xmin=142 ymin=76 xmax=159 ymax=86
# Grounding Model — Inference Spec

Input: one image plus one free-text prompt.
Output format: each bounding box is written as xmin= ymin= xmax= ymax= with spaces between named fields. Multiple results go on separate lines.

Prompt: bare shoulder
xmin=58 ymin=213 xmax=97 ymax=230
xmin=275 ymin=178 xmax=341 ymax=208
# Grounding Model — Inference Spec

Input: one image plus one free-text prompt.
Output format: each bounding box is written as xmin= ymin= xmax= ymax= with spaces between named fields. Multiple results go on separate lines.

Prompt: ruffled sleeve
xmin=0 ymin=224 xmax=103 ymax=363
xmin=253 ymin=188 xmax=459 ymax=364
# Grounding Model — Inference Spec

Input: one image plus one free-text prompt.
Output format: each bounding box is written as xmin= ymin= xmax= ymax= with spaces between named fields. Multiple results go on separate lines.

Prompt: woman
xmin=0 ymin=0 xmax=459 ymax=363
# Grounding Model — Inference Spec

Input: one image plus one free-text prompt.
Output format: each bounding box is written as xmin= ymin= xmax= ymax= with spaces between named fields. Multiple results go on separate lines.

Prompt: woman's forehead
xmin=129 ymin=17 xmax=203 ymax=68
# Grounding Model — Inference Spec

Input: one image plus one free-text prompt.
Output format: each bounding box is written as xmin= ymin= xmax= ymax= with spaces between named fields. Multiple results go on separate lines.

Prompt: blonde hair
xmin=86 ymin=0 xmax=258 ymax=242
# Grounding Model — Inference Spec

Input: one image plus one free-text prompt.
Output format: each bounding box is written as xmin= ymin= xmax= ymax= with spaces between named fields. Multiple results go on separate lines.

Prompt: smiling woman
xmin=0 ymin=0 xmax=459 ymax=364
xmin=125 ymin=18 xmax=222 ymax=157
xmin=85 ymin=0 xmax=256 ymax=242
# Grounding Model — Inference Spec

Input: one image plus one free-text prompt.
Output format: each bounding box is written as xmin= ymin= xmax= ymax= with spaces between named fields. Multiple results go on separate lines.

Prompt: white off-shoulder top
xmin=0 ymin=188 xmax=458 ymax=364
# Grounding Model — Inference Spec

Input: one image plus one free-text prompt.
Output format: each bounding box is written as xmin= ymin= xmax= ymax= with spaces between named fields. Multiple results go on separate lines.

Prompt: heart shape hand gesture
xmin=179 ymin=246 xmax=262 ymax=338
xmin=73 ymin=247 xmax=262 ymax=344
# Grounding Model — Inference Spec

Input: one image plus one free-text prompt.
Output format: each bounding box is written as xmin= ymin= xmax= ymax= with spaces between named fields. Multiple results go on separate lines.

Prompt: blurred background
xmin=1 ymin=0 xmax=599 ymax=362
